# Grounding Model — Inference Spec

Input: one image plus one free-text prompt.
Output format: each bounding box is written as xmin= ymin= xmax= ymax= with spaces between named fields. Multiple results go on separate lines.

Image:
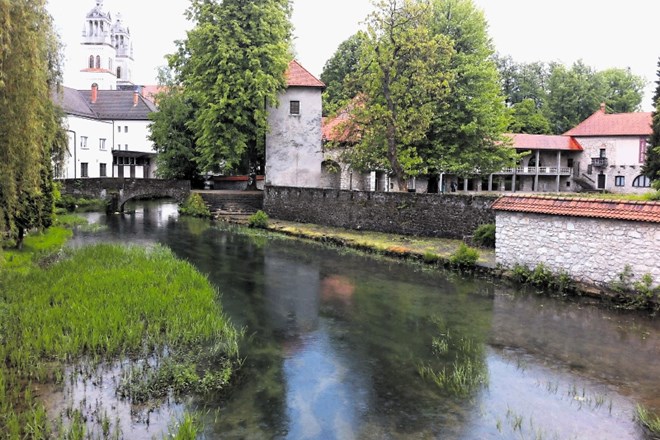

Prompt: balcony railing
xmin=591 ymin=157 xmax=608 ymax=167
xmin=496 ymin=166 xmax=573 ymax=175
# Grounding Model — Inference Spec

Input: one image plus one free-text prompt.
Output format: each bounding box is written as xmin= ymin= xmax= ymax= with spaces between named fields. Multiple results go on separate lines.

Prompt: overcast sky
xmin=47 ymin=0 xmax=660 ymax=110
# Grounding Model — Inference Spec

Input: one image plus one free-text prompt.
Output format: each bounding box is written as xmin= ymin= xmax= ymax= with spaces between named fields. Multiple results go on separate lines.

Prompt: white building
xmin=265 ymin=60 xmax=325 ymax=188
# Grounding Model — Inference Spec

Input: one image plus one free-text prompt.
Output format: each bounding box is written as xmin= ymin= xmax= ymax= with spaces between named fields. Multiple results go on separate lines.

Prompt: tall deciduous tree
xmin=320 ymin=32 xmax=368 ymax=116
xmin=170 ymin=0 xmax=292 ymax=177
xmin=426 ymin=0 xmax=517 ymax=176
xmin=508 ymin=99 xmax=551 ymax=134
xmin=597 ymin=67 xmax=645 ymax=114
xmin=643 ymin=57 xmax=660 ymax=188
xmin=148 ymin=69 xmax=201 ymax=181
xmin=344 ymin=0 xmax=453 ymax=191
xmin=0 ymin=0 xmax=66 ymax=247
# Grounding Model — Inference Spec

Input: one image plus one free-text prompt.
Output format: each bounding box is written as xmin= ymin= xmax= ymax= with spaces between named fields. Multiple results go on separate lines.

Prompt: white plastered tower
xmin=79 ymin=0 xmax=116 ymax=90
xmin=111 ymin=13 xmax=134 ymax=89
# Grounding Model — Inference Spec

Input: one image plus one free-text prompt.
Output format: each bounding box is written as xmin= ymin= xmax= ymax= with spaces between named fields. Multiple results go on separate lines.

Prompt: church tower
xmin=111 ymin=13 xmax=135 ymax=89
xmin=80 ymin=0 xmax=117 ymax=90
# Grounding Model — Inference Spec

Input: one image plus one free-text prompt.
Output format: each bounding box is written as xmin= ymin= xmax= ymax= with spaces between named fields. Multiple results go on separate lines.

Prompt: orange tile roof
xmin=492 ymin=195 xmax=660 ymax=223
xmin=286 ymin=60 xmax=325 ymax=88
xmin=564 ymin=108 xmax=652 ymax=137
xmin=508 ymin=133 xmax=583 ymax=151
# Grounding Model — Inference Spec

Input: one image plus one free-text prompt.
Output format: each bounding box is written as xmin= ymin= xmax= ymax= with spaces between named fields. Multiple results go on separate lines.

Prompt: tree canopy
xmin=643 ymin=57 xmax=660 ymax=188
xmin=0 ymin=0 xmax=67 ymax=246
xmin=167 ymin=0 xmax=292 ymax=176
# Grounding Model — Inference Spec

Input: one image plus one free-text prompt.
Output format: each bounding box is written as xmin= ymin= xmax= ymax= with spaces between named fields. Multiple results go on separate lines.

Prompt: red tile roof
xmin=564 ymin=108 xmax=652 ymax=137
xmin=492 ymin=195 xmax=660 ymax=223
xmin=286 ymin=60 xmax=325 ymax=88
xmin=508 ymin=133 xmax=583 ymax=151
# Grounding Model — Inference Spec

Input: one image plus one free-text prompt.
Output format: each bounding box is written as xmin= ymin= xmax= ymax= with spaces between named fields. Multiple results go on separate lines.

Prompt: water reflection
xmin=64 ymin=200 xmax=659 ymax=439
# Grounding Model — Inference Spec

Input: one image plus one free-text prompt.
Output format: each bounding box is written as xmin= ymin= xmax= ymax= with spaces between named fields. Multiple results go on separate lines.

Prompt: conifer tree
xmin=643 ymin=57 xmax=660 ymax=187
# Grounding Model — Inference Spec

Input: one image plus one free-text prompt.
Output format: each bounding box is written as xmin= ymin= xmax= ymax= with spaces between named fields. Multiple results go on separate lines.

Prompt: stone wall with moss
xmin=263 ymin=186 xmax=496 ymax=239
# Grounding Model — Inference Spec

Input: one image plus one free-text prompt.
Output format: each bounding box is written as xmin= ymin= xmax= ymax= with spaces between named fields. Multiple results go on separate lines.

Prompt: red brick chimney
xmin=600 ymin=102 xmax=606 ymax=113
xmin=91 ymin=83 xmax=98 ymax=104
xmin=133 ymin=90 xmax=139 ymax=107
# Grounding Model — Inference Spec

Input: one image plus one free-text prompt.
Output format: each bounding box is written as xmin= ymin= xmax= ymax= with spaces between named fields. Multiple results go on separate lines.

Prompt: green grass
xmin=1 ymin=226 xmax=73 ymax=270
xmin=636 ymin=405 xmax=660 ymax=436
xmin=0 ymin=243 xmax=240 ymax=438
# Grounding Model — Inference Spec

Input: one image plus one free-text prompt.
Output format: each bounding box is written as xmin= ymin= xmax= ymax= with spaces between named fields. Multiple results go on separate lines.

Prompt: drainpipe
xmin=66 ymin=129 xmax=77 ymax=178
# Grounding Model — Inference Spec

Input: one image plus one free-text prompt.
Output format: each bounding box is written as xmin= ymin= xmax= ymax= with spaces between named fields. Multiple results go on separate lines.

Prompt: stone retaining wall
xmin=263 ymin=186 xmax=496 ymax=239
xmin=197 ymin=191 xmax=263 ymax=214
xmin=496 ymin=211 xmax=660 ymax=286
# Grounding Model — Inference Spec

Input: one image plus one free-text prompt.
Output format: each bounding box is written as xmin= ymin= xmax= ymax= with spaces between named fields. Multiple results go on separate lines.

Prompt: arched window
xmin=88 ymin=55 xmax=94 ymax=68
xmin=116 ymin=66 xmax=121 ymax=79
xmin=95 ymin=55 xmax=101 ymax=69
xmin=632 ymin=175 xmax=652 ymax=188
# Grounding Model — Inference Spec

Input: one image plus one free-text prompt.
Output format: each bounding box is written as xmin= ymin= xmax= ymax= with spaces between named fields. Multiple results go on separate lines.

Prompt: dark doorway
xmin=117 ymin=165 xmax=124 ymax=178
xmin=427 ymin=175 xmax=439 ymax=193
xmin=597 ymin=173 xmax=606 ymax=189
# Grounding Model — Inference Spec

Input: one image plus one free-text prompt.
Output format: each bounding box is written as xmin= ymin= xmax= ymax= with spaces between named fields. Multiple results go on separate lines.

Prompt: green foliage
xmin=472 ymin=223 xmax=495 ymax=248
xmin=510 ymin=263 xmax=574 ymax=293
xmin=449 ymin=243 xmax=479 ymax=267
xmin=149 ymin=69 xmax=201 ymax=180
xmin=1 ymin=226 xmax=72 ymax=270
xmin=179 ymin=193 xmax=212 ymax=218
xmin=0 ymin=243 xmax=240 ymax=436
xmin=427 ymin=0 xmax=518 ymax=177
xmin=169 ymin=0 xmax=292 ymax=175
xmin=636 ymin=405 xmax=660 ymax=436
xmin=320 ymin=32 xmax=368 ymax=116
xmin=508 ymin=99 xmax=551 ymax=134
xmin=56 ymin=194 xmax=106 ymax=212
xmin=248 ymin=210 xmax=269 ymax=229
xmin=168 ymin=413 xmax=201 ymax=440
xmin=342 ymin=0 xmax=454 ymax=190
xmin=423 ymin=251 xmax=441 ymax=264
xmin=598 ymin=67 xmax=645 ymax=113
xmin=644 ymin=58 xmax=660 ymax=184
xmin=0 ymin=1 xmax=67 ymax=246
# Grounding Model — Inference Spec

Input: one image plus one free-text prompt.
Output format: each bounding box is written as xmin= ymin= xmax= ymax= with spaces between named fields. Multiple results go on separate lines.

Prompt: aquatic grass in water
xmin=0 ymin=243 xmax=240 ymax=438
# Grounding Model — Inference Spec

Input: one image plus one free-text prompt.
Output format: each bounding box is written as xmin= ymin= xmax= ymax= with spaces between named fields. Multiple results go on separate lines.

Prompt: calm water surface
xmin=59 ymin=200 xmax=659 ymax=439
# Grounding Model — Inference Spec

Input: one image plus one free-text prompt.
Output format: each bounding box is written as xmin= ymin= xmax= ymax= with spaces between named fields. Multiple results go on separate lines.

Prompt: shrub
xmin=472 ymin=223 xmax=495 ymax=248
xmin=511 ymin=263 xmax=532 ymax=283
xmin=449 ymin=243 xmax=479 ymax=268
xmin=179 ymin=193 xmax=212 ymax=218
xmin=248 ymin=210 xmax=269 ymax=229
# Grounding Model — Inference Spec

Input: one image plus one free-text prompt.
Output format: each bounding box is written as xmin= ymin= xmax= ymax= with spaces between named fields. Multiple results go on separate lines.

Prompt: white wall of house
xmin=496 ymin=211 xmax=660 ymax=287
xmin=266 ymin=87 xmax=323 ymax=188
xmin=575 ymin=136 xmax=651 ymax=193
xmin=60 ymin=115 xmax=114 ymax=179
xmin=112 ymin=120 xmax=154 ymax=153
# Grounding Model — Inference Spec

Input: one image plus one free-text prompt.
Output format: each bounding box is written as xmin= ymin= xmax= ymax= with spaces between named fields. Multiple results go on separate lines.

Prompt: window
xmin=117 ymin=126 xmax=121 ymax=133
xmin=99 ymin=138 xmax=106 ymax=150
xmin=124 ymin=126 xmax=128 ymax=133
xmin=639 ymin=138 xmax=648 ymax=163
xmin=95 ymin=55 xmax=101 ymax=69
xmin=116 ymin=66 xmax=121 ymax=79
xmin=567 ymin=158 xmax=574 ymax=168
xmin=599 ymin=148 xmax=606 ymax=158
xmin=632 ymin=175 xmax=652 ymax=188
xmin=125 ymin=144 xmax=128 ymax=150
xmin=80 ymin=136 xmax=88 ymax=149
xmin=289 ymin=100 xmax=300 ymax=115
xmin=587 ymin=164 xmax=593 ymax=175
xmin=615 ymin=176 xmax=625 ymax=187
xmin=81 ymin=162 xmax=89 ymax=178
xmin=88 ymin=55 xmax=94 ymax=68
xmin=99 ymin=163 xmax=107 ymax=177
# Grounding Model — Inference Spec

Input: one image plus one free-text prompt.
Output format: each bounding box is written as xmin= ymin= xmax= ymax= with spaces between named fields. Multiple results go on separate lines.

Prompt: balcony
xmin=591 ymin=157 xmax=608 ymax=167
xmin=496 ymin=166 xmax=573 ymax=176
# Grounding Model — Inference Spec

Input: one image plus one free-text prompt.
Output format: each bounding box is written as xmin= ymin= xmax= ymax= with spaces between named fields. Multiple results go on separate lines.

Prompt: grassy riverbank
xmin=0 ymin=227 xmax=240 ymax=438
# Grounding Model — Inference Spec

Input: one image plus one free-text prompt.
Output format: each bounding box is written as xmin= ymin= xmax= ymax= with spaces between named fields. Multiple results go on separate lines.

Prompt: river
xmin=57 ymin=200 xmax=659 ymax=439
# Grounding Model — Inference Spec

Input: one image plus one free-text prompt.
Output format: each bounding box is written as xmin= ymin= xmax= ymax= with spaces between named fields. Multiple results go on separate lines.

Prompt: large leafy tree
xmin=426 ymin=0 xmax=517 ymax=176
xmin=508 ymin=99 xmax=552 ymax=134
xmin=597 ymin=67 xmax=645 ymax=114
xmin=169 ymin=0 xmax=292 ymax=177
xmin=643 ymin=57 xmax=660 ymax=188
xmin=148 ymin=69 xmax=201 ymax=181
xmin=0 ymin=0 xmax=66 ymax=247
xmin=342 ymin=0 xmax=453 ymax=191
xmin=320 ymin=32 xmax=368 ymax=116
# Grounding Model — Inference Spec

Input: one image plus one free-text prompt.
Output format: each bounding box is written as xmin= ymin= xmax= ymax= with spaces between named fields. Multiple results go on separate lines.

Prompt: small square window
xmin=615 ymin=176 xmax=625 ymax=187
xmin=99 ymin=138 xmax=106 ymax=150
xmin=290 ymin=100 xmax=300 ymax=115
xmin=80 ymin=136 xmax=88 ymax=149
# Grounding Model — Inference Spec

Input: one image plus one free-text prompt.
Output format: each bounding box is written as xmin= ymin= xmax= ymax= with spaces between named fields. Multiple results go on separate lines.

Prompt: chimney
xmin=133 ymin=90 xmax=139 ymax=107
xmin=91 ymin=83 xmax=98 ymax=104
xmin=600 ymin=102 xmax=606 ymax=113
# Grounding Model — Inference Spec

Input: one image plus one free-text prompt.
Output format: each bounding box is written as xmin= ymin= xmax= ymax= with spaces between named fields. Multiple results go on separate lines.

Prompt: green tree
xmin=0 ymin=0 xmax=66 ymax=247
xmin=426 ymin=0 xmax=517 ymax=176
xmin=508 ymin=98 xmax=551 ymax=134
xmin=494 ymin=55 xmax=550 ymax=109
xmin=643 ymin=57 xmax=660 ymax=187
xmin=320 ymin=32 xmax=368 ymax=116
xmin=342 ymin=0 xmax=454 ymax=191
xmin=148 ymin=69 xmax=201 ymax=181
xmin=547 ymin=60 xmax=604 ymax=134
xmin=170 ymin=0 xmax=292 ymax=178
xmin=597 ymin=67 xmax=645 ymax=114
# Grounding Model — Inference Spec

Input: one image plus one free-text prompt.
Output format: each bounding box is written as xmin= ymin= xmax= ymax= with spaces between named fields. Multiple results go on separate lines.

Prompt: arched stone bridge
xmin=58 ymin=178 xmax=190 ymax=212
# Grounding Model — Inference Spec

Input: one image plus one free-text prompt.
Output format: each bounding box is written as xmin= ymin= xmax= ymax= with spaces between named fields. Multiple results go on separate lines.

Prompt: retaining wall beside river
xmin=263 ymin=186 xmax=496 ymax=239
